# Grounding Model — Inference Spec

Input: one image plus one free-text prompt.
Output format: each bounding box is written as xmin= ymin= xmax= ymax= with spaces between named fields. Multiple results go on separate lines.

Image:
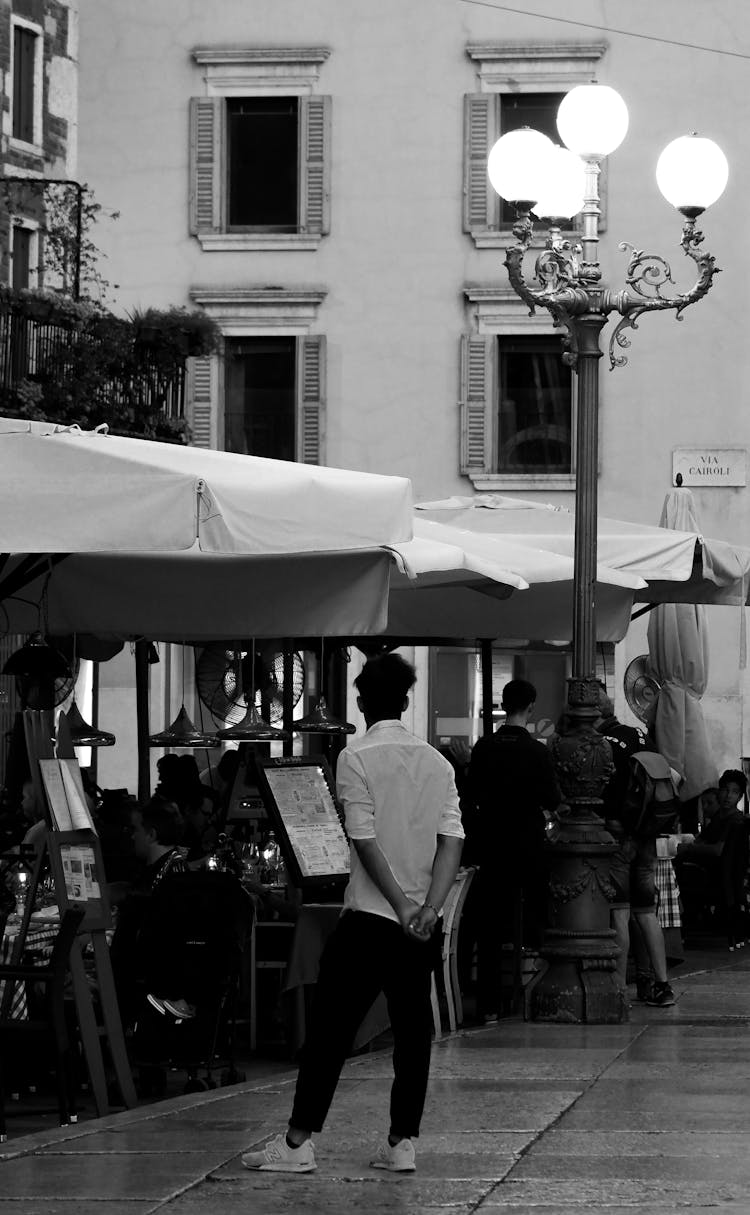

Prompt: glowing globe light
xmin=656 ymin=134 xmax=728 ymax=214
xmin=532 ymin=145 xmax=586 ymax=221
xmin=557 ymin=84 xmax=629 ymax=159
xmin=487 ymin=127 xmax=554 ymax=204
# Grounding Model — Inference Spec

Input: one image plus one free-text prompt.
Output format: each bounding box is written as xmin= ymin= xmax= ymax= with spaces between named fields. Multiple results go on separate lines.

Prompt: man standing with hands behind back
xmin=242 ymin=652 xmax=464 ymax=1175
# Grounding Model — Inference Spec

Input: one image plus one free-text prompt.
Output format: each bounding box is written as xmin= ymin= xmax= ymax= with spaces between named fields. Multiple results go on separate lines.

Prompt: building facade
xmin=76 ymin=0 xmax=750 ymax=790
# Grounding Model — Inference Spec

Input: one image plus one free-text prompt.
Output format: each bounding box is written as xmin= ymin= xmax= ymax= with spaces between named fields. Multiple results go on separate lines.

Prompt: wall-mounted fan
xmin=623 ymin=654 xmax=661 ymax=724
xmin=2 ymin=633 xmax=78 ymax=710
xmin=195 ymin=644 xmax=305 ymax=727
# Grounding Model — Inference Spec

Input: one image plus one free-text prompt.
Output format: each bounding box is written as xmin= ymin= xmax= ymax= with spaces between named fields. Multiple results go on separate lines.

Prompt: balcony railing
xmin=0 ymin=293 xmax=218 ymax=442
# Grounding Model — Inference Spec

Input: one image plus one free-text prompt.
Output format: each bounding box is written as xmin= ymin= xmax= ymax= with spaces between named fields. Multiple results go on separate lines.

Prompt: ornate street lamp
xmin=488 ymin=85 xmax=727 ymax=1022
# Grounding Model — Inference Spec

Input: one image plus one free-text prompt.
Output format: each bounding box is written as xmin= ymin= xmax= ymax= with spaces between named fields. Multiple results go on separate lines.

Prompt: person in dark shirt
xmin=109 ymin=797 xmax=189 ymax=1028
xmin=673 ymin=770 xmax=748 ymax=940
xmin=467 ymin=679 xmax=560 ymax=1019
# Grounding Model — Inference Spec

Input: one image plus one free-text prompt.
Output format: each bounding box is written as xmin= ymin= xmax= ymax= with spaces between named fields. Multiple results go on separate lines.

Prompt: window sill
xmin=8 ymin=137 xmax=44 ymax=158
xmin=468 ymin=472 xmax=576 ymax=491
xmin=469 ymin=228 xmax=579 ymax=251
xmin=196 ymin=232 xmax=323 ymax=252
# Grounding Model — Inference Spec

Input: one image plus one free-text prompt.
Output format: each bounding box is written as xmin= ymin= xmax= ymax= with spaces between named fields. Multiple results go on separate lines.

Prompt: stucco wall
xmin=77 ymin=0 xmax=750 ymax=777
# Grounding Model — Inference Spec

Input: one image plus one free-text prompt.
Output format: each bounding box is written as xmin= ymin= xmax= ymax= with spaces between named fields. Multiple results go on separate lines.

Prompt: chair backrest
xmin=441 ymin=866 xmax=476 ymax=962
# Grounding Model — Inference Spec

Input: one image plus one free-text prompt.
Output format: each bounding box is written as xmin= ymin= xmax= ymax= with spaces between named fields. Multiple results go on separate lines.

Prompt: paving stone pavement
xmin=2 ymin=948 xmax=750 ymax=1213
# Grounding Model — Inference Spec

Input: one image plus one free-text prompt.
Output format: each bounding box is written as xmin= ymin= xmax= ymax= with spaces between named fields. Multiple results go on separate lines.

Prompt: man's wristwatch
xmin=423 ymin=901 xmax=440 ymax=916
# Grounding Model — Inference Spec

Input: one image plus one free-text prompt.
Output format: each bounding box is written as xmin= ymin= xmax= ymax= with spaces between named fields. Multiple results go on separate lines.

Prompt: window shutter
xmin=459 ymin=335 xmax=494 ymax=474
xmin=299 ymin=96 xmax=331 ymax=235
xmin=296 ymin=335 xmax=325 ymax=464
xmin=188 ymin=355 xmax=214 ymax=449
xmin=188 ymin=97 xmax=222 ymax=235
xmin=463 ymin=94 xmax=495 ymax=233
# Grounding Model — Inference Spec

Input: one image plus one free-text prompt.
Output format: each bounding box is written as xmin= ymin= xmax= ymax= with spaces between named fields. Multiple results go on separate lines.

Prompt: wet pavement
xmin=2 ymin=946 xmax=750 ymax=1214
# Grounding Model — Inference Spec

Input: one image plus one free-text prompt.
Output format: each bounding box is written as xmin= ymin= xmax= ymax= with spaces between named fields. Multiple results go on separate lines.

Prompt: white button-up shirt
xmin=337 ymin=719 xmax=464 ymax=923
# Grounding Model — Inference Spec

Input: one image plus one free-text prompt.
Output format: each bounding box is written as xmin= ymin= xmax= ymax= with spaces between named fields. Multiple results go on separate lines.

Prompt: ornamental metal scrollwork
xmin=608 ymin=219 xmax=722 ymax=369
xmin=549 ymin=861 xmax=616 ymax=908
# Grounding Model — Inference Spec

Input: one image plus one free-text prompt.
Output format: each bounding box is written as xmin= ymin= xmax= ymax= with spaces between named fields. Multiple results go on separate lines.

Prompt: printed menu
xmin=60 ymin=843 xmax=101 ymax=903
xmin=263 ymin=764 xmax=350 ymax=879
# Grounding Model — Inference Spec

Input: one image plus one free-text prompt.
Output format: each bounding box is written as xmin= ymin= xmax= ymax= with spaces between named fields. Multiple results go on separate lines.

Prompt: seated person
xmin=109 ymin=797 xmax=190 ymax=1027
xmin=698 ymin=786 xmax=720 ymax=831
xmin=674 ymin=769 xmax=748 ymax=931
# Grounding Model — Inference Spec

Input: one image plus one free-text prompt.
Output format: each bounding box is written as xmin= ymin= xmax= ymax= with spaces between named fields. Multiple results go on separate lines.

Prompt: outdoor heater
xmin=487 ymin=84 xmax=727 ymax=1022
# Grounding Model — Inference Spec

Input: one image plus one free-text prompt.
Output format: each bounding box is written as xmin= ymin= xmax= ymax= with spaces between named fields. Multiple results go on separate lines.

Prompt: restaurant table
xmin=655 ymin=852 xmax=683 ymax=963
xmin=283 ymin=904 xmax=390 ymax=1053
xmin=251 ymin=903 xmax=389 ymax=1055
xmin=0 ymin=907 xmax=60 ymax=1020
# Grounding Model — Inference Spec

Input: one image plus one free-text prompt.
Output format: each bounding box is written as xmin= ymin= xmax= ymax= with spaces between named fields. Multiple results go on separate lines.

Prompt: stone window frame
xmin=9 ymin=14 xmax=44 ymax=155
xmin=189 ymin=46 xmax=332 ymax=252
xmin=463 ymin=41 xmax=607 ymax=250
xmin=186 ymin=286 xmax=327 ymax=461
xmin=459 ymin=285 xmax=579 ymax=492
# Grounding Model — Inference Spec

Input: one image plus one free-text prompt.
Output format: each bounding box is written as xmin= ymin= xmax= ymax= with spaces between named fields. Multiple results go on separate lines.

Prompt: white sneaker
xmin=370 ymin=1138 xmax=416 ymax=1172
xmin=241 ymin=1133 xmax=317 ymax=1173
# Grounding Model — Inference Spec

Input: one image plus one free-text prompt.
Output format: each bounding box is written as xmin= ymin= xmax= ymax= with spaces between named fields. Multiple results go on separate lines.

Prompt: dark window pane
xmin=227 ymin=97 xmax=298 ymax=229
xmin=11 ymin=227 xmax=32 ymax=289
xmin=13 ymin=27 xmax=36 ymax=143
xmin=497 ymin=336 xmax=571 ymax=474
xmin=500 ymin=92 xmax=565 ymax=225
xmin=224 ymin=336 xmax=296 ymax=461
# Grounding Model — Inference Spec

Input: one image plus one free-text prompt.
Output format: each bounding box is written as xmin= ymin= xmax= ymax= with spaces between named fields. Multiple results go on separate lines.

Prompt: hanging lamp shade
xmin=149 ymin=704 xmax=219 ymax=748
xmin=295 ymin=697 xmax=356 ymax=735
xmin=2 ymin=632 xmax=71 ymax=679
xmin=216 ymin=704 xmax=290 ymax=742
xmin=63 ymin=700 xmax=116 ymax=747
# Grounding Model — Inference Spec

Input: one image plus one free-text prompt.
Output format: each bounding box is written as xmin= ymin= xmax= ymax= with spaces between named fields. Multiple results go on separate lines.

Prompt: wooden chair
xmin=248 ymin=919 xmax=296 ymax=1050
xmin=431 ymin=867 xmax=476 ymax=1039
xmin=0 ymin=907 xmax=85 ymax=1141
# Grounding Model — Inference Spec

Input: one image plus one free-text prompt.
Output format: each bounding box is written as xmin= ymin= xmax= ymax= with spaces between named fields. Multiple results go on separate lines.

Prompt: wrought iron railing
xmin=0 ymin=303 xmax=186 ymax=432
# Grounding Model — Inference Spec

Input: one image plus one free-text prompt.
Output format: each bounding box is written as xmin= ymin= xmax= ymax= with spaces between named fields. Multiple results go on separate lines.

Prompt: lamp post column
xmin=487 ymin=88 xmax=726 ymax=1023
xmin=530 ymin=307 xmax=625 ymax=1024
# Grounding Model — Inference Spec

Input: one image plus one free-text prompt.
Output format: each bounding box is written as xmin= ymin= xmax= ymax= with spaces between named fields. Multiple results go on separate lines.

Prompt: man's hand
xmin=397 ymin=897 xmax=422 ymax=935
xmin=407 ymin=904 xmax=439 ymax=941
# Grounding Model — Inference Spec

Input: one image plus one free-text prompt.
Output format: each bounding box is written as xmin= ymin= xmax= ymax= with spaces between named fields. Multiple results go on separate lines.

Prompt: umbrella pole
xmin=480 ymin=640 xmax=494 ymax=737
xmin=135 ymin=639 xmax=151 ymax=804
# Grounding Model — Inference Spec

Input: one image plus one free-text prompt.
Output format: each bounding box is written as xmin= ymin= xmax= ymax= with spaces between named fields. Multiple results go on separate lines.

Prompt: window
xmin=227 ymin=98 xmax=299 ymax=230
xmin=187 ymin=286 xmax=327 ymax=458
xmin=189 ymin=47 xmax=331 ymax=251
xmin=463 ymin=42 xmax=606 ymax=248
xmin=459 ymin=288 xmax=577 ymax=491
xmin=496 ymin=336 xmax=571 ymax=474
xmin=224 ymin=337 xmax=297 ymax=460
xmin=11 ymin=224 xmax=33 ymax=289
xmin=11 ymin=19 xmax=42 ymax=148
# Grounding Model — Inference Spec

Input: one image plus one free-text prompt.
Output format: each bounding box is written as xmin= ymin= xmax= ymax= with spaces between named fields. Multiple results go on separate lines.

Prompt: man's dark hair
xmin=501 ymin=678 xmax=537 ymax=714
xmin=355 ymin=652 xmax=416 ymax=719
xmin=719 ymin=769 xmax=748 ymax=795
xmin=138 ymin=796 xmax=184 ymax=846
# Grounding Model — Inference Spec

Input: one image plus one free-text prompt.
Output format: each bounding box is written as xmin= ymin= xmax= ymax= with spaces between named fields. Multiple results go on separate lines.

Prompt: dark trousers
xmin=290 ymin=910 xmax=439 ymax=1139
xmin=476 ymin=859 xmax=548 ymax=1015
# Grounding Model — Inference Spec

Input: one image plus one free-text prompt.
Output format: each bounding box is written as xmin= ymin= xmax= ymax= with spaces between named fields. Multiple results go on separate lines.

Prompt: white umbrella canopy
xmin=413 ymin=495 xmax=750 ymax=606
xmin=0 ymin=418 xmax=415 ymax=638
xmin=0 ymin=418 xmax=414 ymax=555
xmin=647 ymin=487 xmax=720 ymax=800
xmin=384 ymin=518 xmax=646 ymax=642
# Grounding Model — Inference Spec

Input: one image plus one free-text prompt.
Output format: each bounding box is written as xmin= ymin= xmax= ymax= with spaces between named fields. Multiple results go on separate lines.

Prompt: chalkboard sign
xmin=255 ymin=755 xmax=350 ymax=894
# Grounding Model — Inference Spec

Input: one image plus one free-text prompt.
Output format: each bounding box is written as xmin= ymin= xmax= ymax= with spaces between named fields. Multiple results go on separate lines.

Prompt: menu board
xmin=256 ymin=756 xmax=350 ymax=889
xmin=46 ymin=829 xmax=111 ymax=931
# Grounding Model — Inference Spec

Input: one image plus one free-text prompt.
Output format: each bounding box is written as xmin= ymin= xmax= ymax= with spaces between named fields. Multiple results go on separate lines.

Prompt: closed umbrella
xmin=647 ymin=487 xmax=719 ymax=800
